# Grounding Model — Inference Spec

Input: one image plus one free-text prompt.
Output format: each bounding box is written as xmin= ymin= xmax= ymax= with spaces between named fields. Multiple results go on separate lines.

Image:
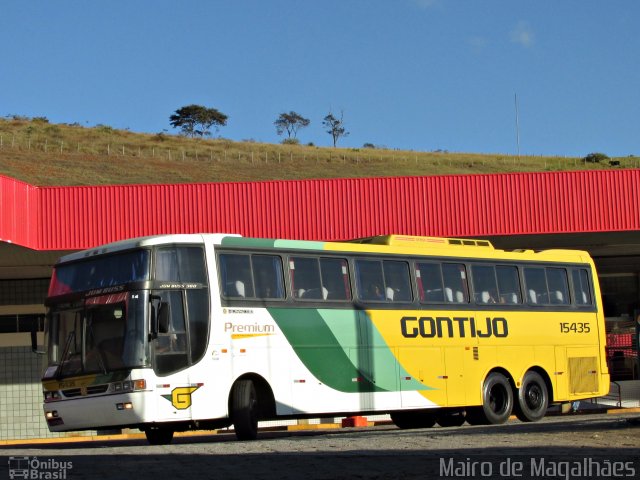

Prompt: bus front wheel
xmin=145 ymin=427 xmax=174 ymax=445
xmin=231 ymin=379 xmax=259 ymax=440
xmin=515 ymin=371 xmax=548 ymax=422
xmin=467 ymin=372 xmax=514 ymax=425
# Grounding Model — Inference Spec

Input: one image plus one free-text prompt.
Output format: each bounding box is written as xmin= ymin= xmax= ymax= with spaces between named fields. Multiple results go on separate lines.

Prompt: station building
xmin=0 ymin=169 xmax=639 ymax=439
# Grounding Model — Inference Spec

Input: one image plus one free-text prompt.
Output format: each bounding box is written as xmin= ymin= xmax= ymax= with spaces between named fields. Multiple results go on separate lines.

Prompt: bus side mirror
xmin=31 ymin=329 xmax=45 ymax=355
xmin=158 ymin=302 xmax=171 ymax=334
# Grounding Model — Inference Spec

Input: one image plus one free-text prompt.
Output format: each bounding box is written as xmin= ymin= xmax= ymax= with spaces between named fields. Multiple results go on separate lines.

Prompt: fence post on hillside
xmin=0 ymin=136 xmax=2 ymax=148
xmin=107 ymin=144 xmax=110 ymax=156
xmin=251 ymin=151 xmax=254 ymax=165
xmin=60 ymin=141 xmax=64 ymax=154
xmin=12 ymin=135 xmax=15 ymax=148
xmin=44 ymin=140 xmax=47 ymax=152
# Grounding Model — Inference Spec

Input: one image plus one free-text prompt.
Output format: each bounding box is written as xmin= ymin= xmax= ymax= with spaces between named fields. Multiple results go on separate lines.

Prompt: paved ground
xmin=1 ymin=413 xmax=639 ymax=479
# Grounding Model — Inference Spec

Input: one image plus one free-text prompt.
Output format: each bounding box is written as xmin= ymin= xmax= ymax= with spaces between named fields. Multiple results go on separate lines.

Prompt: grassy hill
xmin=0 ymin=116 xmax=635 ymax=187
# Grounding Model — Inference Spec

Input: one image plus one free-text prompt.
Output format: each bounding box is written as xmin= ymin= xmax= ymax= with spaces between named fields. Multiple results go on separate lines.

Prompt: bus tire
xmin=231 ymin=379 xmax=259 ymax=441
xmin=469 ymin=372 xmax=514 ymax=425
xmin=515 ymin=371 xmax=548 ymax=422
xmin=145 ymin=427 xmax=174 ymax=445
xmin=390 ymin=410 xmax=436 ymax=429
xmin=436 ymin=410 xmax=466 ymax=427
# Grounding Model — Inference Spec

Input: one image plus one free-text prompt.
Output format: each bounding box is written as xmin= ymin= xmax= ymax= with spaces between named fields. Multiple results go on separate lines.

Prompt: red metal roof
xmin=1 ymin=170 xmax=638 ymax=251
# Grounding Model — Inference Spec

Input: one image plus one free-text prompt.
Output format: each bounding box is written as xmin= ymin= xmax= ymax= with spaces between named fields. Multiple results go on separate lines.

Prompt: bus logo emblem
xmin=162 ymin=386 xmax=200 ymax=410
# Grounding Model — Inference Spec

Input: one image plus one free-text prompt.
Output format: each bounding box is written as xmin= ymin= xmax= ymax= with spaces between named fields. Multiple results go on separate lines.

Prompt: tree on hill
xmin=322 ymin=111 xmax=349 ymax=147
xmin=274 ymin=111 xmax=310 ymax=140
xmin=169 ymin=104 xmax=228 ymax=137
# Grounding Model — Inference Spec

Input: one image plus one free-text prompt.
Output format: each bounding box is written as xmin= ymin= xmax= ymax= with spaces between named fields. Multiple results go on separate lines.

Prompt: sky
xmin=1 ymin=0 xmax=639 ymax=157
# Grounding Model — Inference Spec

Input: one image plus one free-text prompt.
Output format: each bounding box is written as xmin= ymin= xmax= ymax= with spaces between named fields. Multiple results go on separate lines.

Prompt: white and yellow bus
xmin=39 ymin=233 xmax=609 ymax=444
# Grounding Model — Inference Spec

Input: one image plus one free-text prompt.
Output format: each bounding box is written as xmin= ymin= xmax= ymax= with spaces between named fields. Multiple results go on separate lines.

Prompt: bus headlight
xmin=44 ymin=391 xmax=61 ymax=402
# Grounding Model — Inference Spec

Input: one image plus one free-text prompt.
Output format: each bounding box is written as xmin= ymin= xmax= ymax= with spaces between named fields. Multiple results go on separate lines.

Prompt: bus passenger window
xmin=383 ymin=260 xmax=412 ymax=302
xmin=219 ymin=254 xmax=254 ymax=298
xmin=524 ymin=267 xmax=547 ymax=305
xmin=471 ymin=265 xmax=498 ymax=304
xmin=442 ymin=263 xmax=468 ymax=304
xmin=546 ymin=268 xmax=569 ymax=305
xmin=572 ymin=269 xmax=592 ymax=305
xmin=416 ymin=263 xmax=444 ymax=303
xmin=355 ymin=260 xmax=385 ymax=302
xmin=319 ymin=258 xmax=351 ymax=301
xmin=252 ymin=255 xmax=284 ymax=299
xmin=289 ymin=257 xmax=322 ymax=299
xmin=496 ymin=265 xmax=522 ymax=304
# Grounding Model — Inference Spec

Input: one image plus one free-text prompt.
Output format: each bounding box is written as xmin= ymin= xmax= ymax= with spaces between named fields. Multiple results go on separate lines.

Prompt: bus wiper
xmin=55 ymin=331 xmax=76 ymax=380
xmin=87 ymin=322 xmax=108 ymax=375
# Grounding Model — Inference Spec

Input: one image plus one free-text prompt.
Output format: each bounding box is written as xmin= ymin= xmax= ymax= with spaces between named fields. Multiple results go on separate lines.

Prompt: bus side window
xmin=252 ymin=255 xmax=284 ymax=299
xmin=471 ymin=265 xmax=498 ymax=304
xmin=572 ymin=269 xmax=592 ymax=305
xmin=546 ymin=267 xmax=569 ymax=305
xmin=319 ymin=258 xmax=351 ymax=301
xmin=496 ymin=265 xmax=522 ymax=304
xmin=383 ymin=260 xmax=412 ymax=302
xmin=524 ymin=267 xmax=547 ymax=305
xmin=289 ymin=257 xmax=322 ymax=300
xmin=416 ymin=262 xmax=444 ymax=303
xmin=355 ymin=260 xmax=386 ymax=301
xmin=442 ymin=263 xmax=468 ymax=304
xmin=219 ymin=254 xmax=255 ymax=298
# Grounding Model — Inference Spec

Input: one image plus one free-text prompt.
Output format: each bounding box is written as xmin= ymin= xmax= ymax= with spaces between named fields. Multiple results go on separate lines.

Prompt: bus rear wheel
xmin=145 ymin=427 xmax=174 ymax=445
xmin=467 ymin=372 xmax=514 ymax=425
xmin=515 ymin=371 xmax=548 ymax=422
xmin=390 ymin=410 xmax=436 ymax=429
xmin=231 ymin=379 xmax=259 ymax=441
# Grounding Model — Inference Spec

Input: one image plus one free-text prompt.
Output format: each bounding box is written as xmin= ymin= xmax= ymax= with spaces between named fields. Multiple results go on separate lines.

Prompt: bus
xmin=38 ymin=233 xmax=609 ymax=444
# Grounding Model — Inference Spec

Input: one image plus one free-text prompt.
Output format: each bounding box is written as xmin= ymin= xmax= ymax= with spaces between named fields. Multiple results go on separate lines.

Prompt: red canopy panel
xmin=0 ymin=170 xmax=638 ymax=251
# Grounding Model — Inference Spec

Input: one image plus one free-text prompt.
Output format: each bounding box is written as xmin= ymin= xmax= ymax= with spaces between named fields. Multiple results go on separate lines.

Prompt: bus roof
xmin=55 ymin=233 xmax=594 ymax=266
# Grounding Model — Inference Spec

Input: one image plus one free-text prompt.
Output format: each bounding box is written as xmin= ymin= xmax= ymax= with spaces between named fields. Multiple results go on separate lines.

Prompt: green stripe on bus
xmin=317 ymin=309 xmax=429 ymax=392
xmin=219 ymin=237 xmax=325 ymax=251
xmin=220 ymin=237 xmax=278 ymax=248
xmin=273 ymin=239 xmax=326 ymax=250
xmin=268 ymin=308 xmax=387 ymax=393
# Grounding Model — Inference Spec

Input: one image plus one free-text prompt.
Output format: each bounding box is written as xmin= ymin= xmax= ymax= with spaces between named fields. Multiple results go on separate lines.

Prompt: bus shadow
xmin=0 ymin=445 xmax=637 ymax=480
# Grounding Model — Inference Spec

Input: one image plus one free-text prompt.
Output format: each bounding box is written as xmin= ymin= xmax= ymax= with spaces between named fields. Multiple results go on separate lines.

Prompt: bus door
xmin=151 ymin=290 xmax=197 ymax=422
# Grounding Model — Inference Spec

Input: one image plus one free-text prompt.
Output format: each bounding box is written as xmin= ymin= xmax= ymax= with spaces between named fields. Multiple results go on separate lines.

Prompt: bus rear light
xmin=45 ymin=411 xmax=58 ymax=420
xmin=116 ymin=402 xmax=133 ymax=410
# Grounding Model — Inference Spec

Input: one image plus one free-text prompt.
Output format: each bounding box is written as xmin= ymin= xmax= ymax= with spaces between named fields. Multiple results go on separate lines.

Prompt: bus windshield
xmin=49 ymin=250 xmax=150 ymax=297
xmin=46 ymin=291 xmax=149 ymax=379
